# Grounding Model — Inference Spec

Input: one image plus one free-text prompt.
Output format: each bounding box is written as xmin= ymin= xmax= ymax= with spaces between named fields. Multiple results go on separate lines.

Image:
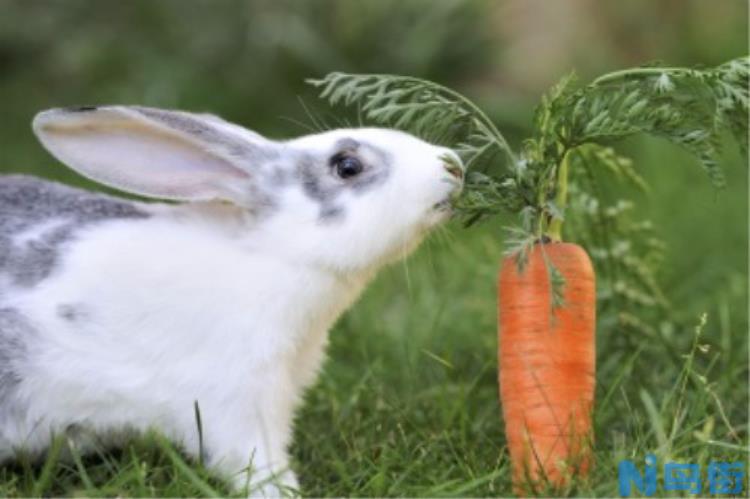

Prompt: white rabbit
xmin=0 ymin=105 xmax=463 ymax=496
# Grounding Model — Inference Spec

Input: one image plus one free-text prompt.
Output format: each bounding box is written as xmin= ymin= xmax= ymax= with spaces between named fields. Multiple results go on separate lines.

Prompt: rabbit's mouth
xmin=432 ymin=198 xmax=452 ymax=212
xmin=429 ymin=196 xmax=456 ymax=225
xmin=432 ymin=179 xmax=462 ymax=213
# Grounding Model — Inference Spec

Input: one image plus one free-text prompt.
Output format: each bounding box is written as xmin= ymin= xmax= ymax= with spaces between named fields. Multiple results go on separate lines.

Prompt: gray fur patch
xmin=298 ymin=154 xmax=341 ymax=204
xmin=296 ymin=139 xmax=393 ymax=222
xmin=0 ymin=308 xmax=34 ymax=404
xmin=298 ymin=154 xmax=345 ymax=221
xmin=0 ymin=175 xmax=150 ymax=287
xmin=56 ymin=303 xmax=89 ymax=323
xmin=10 ymin=225 xmax=75 ymax=286
xmin=318 ymin=205 xmax=344 ymax=221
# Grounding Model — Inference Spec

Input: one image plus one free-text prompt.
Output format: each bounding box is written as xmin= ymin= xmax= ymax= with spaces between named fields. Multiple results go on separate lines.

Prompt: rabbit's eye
xmin=332 ymin=154 xmax=363 ymax=179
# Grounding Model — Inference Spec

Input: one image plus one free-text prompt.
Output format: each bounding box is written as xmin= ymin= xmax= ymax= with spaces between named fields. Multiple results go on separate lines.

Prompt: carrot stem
xmin=548 ymin=151 xmax=570 ymax=242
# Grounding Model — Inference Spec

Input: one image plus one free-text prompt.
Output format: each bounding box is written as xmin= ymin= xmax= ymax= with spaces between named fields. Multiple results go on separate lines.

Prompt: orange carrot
xmin=498 ymin=242 xmax=596 ymax=494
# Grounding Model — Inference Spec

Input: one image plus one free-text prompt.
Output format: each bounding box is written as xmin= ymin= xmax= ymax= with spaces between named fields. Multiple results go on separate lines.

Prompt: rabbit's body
xmin=0 ymin=176 xmax=364 ymax=483
xmin=0 ymin=106 xmax=462 ymax=495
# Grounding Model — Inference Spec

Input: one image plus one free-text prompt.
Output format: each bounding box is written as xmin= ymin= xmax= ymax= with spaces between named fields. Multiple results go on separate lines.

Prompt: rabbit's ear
xmin=32 ymin=106 xmax=275 ymax=204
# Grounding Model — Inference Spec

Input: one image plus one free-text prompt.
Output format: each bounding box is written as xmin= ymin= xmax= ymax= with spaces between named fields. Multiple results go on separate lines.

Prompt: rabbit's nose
xmin=441 ymin=152 xmax=464 ymax=181
xmin=443 ymin=160 xmax=464 ymax=180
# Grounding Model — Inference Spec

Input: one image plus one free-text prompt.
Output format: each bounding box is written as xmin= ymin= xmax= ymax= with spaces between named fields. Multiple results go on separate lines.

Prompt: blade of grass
xmin=154 ymin=434 xmax=219 ymax=497
xmin=67 ymin=437 xmax=95 ymax=491
xmin=639 ymin=389 xmax=669 ymax=455
xmin=31 ymin=433 xmax=65 ymax=497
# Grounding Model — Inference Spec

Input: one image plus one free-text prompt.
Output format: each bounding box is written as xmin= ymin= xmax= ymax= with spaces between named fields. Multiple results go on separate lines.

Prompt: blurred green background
xmin=0 ymin=1 xmax=747 ymax=496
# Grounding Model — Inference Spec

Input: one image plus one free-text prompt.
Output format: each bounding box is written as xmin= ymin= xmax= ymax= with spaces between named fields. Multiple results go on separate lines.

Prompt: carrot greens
xmin=309 ymin=57 xmax=748 ymax=235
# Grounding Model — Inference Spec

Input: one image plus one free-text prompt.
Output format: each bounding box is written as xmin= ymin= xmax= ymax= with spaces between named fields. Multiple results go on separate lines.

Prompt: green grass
xmin=0 ymin=220 xmax=746 ymax=497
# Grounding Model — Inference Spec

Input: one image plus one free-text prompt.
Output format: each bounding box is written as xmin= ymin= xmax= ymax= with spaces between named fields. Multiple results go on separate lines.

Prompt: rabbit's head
xmin=33 ymin=106 xmax=463 ymax=274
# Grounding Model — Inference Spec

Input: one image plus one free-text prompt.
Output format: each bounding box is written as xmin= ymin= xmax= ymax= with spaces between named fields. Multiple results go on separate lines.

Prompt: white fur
xmin=1 ymin=106 xmax=463 ymax=496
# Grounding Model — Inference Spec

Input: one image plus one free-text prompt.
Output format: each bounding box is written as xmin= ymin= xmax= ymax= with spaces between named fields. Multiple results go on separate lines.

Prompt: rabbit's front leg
xmin=203 ymin=418 xmax=298 ymax=496
xmin=196 ymin=388 xmax=299 ymax=496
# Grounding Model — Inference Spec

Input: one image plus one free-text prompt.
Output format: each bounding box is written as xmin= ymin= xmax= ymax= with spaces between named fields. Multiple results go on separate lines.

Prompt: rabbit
xmin=0 ymin=105 xmax=463 ymax=496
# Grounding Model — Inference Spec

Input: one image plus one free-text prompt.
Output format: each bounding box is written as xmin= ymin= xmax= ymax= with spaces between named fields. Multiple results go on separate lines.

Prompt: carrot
xmin=498 ymin=241 xmax=596 ymax=494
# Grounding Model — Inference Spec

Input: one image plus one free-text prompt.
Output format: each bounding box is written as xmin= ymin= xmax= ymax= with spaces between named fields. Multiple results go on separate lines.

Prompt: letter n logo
xmin=619 ymin=454 xmax=657 ymax=496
